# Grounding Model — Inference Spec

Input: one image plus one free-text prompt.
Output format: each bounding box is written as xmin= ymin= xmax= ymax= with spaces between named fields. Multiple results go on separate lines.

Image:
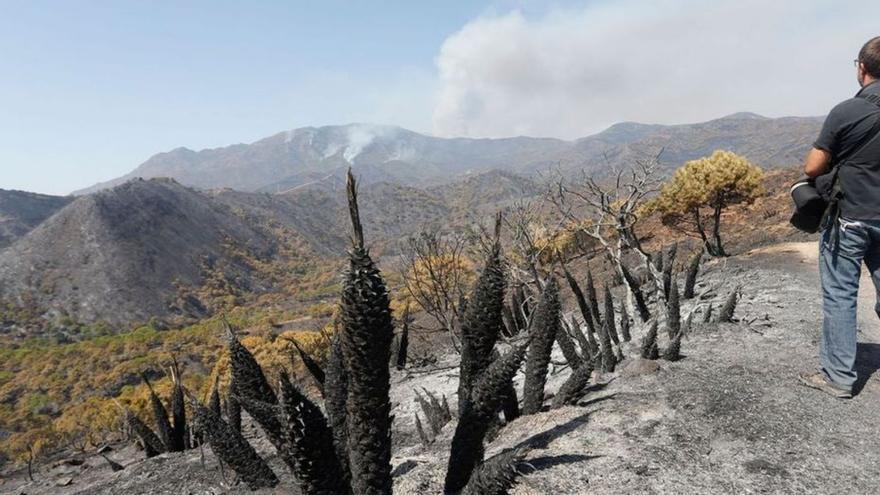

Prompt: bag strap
xmin=834 ymin=93 xmax=880 ymax=166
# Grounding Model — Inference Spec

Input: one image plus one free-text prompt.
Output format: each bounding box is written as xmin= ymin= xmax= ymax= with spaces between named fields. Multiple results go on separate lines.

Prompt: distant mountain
xmin=0 ymin=179 xmax=291 ymax=326
xmin=74 ymin=114 xmax=823 ymax=195
xmin=0 ymin=189 xmax=73 ymax=248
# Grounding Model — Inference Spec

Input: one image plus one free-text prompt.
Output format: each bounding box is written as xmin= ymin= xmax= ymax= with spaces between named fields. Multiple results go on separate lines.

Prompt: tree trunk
xmin=711 ymin=201 xmax=727 ymax=257
xmin=692 ymin=208 xmax=716 ymax=256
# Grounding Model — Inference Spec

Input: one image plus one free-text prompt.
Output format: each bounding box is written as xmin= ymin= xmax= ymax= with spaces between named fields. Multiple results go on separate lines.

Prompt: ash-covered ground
xmin=4 ymin=241 xmax=880 ymax=495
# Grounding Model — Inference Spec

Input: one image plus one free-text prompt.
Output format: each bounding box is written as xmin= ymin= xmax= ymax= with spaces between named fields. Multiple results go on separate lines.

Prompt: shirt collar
xmin=857 ymin=79 xmax=880 ymax=97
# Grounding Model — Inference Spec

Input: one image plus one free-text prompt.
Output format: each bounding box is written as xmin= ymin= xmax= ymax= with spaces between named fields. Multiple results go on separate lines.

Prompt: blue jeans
xmin=819 ymin=217 xmax=880 ymax=391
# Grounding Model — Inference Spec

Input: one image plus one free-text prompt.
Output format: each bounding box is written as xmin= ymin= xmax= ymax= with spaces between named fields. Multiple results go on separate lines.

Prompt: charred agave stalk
xmin=620 ymin=303 xmax=632 ymax=342
xmin=168 ymin=358 xmax=187 ymax=452
xmin=461 ymin=447 xmax=531 ymax=495
xmin=338 ymin=170 xmax=395 ymax=495
xmin=445 ymin=341 xmax=530 ymax=493
xmin=586 ymin=270 xmax=603 ymax=331
xmin=522 ymin=279 xmax=561 ymax=415
xmin=620 ymin=262 xmax=651 ymax=322
xmin=225 ymin=390 xmax=242 ymax=434
xmin=277 ymin=373 xmax=350 ymax=495
xmin=662 ymin=244 xmax=678 ymax=299
xmin=555 ymin=322 xmax=583 ymax=369
xmin=141 ymin=373 xmax=174 ymax=451
xmin=598 ymin=316 xmax=616 ymax=372
xmin=119 ymin=404 xmax=165 ymax=458
xmin=552 ymin=360 xmax=596 ymax=408
xmin=225 ymin=321 xmax=285 ymax=449
xmin=414 ymin=388 xmax=452 ymax=436
xmin=683 ymin=251 xmax=702 ymax=299
xmin=640 ymin=320 xmax=660 ymax=360
xmin=567 ymin=316 xmax=597 ymax=361
xmin=702 ymin=303 xmax=715 ymax=324
xmin=288 ymin=338 xmax=326 ymax=395
xmin=666 ymin=277 xmax=681 ymax=339
xmin=395 ymin=306 xmax=410 ymax=370
xmin=189 ymin=393 xmax=279 ymax=490
xmin=602 ymin=285 xmax=621 ymax=345
xmin=664 ymin=330 xmax=683 ymax=361
xmin=718 ymin=289 xmax=740 ymax=322
xmin=208 ymin=375 xmax=222 ymax=417
xmin=559 ymin=260 xmax=598 ymax=339
xmin=457 ymin=214 xmax=507 ymax=414
xmin=323 ymin=333 xmax=350 ymax=485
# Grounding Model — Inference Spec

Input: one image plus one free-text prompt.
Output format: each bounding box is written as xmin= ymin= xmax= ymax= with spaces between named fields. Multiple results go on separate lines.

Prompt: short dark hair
xmin=859 ymin=36 xmax=880 ymax=78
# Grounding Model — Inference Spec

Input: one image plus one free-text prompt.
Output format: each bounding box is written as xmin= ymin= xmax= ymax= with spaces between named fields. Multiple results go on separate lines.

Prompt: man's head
xmin=857 ymin=36 xmax=880 ymax=87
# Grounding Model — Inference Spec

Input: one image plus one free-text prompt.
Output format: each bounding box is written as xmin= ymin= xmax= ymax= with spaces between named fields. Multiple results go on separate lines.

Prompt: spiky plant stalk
xmin=457 ymin=214 xmax=507 ymax=414
xmin=620 ymin=303 xmax=632 ymax=342
xmin=569 ymin=315 xmax=598 ymax=361
xmin=662 ymin=244 xmax=678 ymax=299
xmin=598 ymin=316 xmax=616 ymax=372
xmin=718 ymin=289 xmax=739 ymax=323
xmin=682 ymin=310 xmax=695 ymax=336
xmin=620 ymin=262 xmax=652 ymax=322
xmin=445 ymin=341 xmax=530 ymax=493
xmin=552 ymin=360 xmax=595 ymax=408
xmin=225 ymin=322 xmax=285 ymax=449
xmin=666 ymin=276 xmax=681 ymax=339
xmin=120 ymin=406 xmax=165 ymax=458
xmin=499 ymin=380 xmax=520 ymax=423
xmin=460 ymin=447 xmax=531 ymax=495
xmin=396 ymin=307 xmax=410 ymax=370
xmin=414 ymin=388 xmax=452 ymax=436
xmin=208 ymin=375 xmax=222 ymax=418
xmin=663 ymin=330 xmax=683 ymax=362
xmin=277 ymin=372 xmax=350 ymax=495
xmin=141 ymin=373 xmax=174 ymax=451
xmin=559 ymin=260 xmax=597 ymax=339
xmin=323 ymin=332 xmax=350 ymax=485
xmin=168 ymin=358 xmax=187 ymax=452
xmin=703 ymin=303 xmax=714 ymax=324
xmin=225 ymin=390 xmax=242 ymax=434
xmin=640 ymin=320 xmax=660 ymax=360
xmin=683 ymin=251 xmax=702 ymax=299
xmin=188 ymin=394 xmax=279 ymax=490
xmin=288 ymin=338 xmax=326 ymax=394
xmin=586 ymin=271 xmax=603 ymax=331
xmin=414 ymin=414 xmax=430 ymax=446
xmin=522 ymin=279 xmax=561 ymax=415
xmin=654 ymin=250 xmax=665 ymax=275
xmin=338 ymin=170 xmax=394 ymax=495
xmin=555 ymin=322 xmax=583 ymax=369
xmin=603 ymin=284 xmax=620 ymax=345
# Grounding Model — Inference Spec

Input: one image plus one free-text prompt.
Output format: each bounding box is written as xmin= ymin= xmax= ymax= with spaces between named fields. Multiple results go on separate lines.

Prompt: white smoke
xmin=432 ymin=0 xmax=877 ymax=139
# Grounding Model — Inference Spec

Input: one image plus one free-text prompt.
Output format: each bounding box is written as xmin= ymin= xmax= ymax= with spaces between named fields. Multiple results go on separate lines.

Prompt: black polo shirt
xmin=814 ymin=80 xmax=880 ymax=220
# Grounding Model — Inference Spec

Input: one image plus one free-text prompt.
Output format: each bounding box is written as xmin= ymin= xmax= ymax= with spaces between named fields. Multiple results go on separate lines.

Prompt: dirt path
xmin=756 ymin=241 xmax=880 ymax=346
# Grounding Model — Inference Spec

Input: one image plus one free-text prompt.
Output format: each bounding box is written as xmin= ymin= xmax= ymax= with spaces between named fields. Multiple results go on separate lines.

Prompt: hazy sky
xmin=0 ymin=0 xmax=876 ymax=194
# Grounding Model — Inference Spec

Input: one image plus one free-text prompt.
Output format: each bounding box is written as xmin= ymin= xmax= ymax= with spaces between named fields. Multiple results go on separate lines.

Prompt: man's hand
xmin=804 ymin=147 xmax=832 ymax=178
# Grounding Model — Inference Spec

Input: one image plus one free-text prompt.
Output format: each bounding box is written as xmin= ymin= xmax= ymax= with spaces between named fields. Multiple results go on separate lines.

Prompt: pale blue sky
xmin=0 ymin=0 xmax=874 ymax=194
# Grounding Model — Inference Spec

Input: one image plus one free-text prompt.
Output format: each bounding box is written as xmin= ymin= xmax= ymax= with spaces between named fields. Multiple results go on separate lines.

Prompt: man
xmin=800 ymin=37 xmax=880 ymax=399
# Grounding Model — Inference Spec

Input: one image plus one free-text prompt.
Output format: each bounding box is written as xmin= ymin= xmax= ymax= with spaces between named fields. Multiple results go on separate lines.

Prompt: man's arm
xmin=803 ymin=147 xmax=832 ymax=178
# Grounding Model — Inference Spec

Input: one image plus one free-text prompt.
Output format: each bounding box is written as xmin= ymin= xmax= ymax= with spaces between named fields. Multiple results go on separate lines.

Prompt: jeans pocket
xmin=823 ymin=218 xmax=869 ymax=258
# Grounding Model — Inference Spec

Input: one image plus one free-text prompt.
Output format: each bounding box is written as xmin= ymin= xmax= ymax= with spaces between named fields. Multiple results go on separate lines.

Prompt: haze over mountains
xmin=74 ymin=112 xmax=822 ymax=195
xmin=0 ymin=112 xmax=822 ymax=328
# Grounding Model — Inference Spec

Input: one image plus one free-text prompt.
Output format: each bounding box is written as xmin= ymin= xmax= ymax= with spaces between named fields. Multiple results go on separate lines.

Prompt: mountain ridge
xmin=73 ymin=113 xmax=823 ymax=195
